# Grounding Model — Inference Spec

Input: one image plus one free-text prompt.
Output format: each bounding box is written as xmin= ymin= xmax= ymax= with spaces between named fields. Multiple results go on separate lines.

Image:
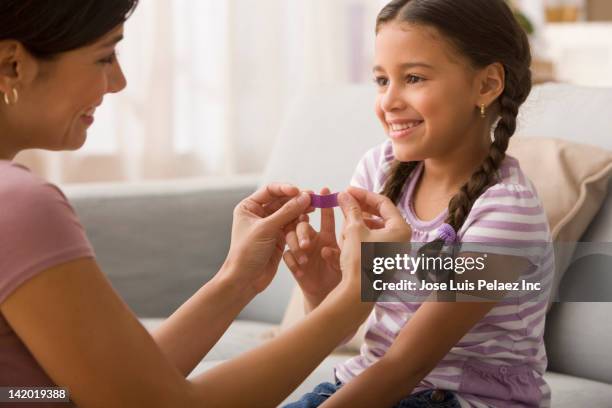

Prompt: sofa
xmin=63 ymin=83 xmax=612 ymax=407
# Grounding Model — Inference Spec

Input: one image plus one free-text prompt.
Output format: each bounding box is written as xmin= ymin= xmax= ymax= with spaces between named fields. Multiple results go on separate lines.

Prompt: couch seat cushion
xmin=141 ymin=318 xmax=276 ymax=362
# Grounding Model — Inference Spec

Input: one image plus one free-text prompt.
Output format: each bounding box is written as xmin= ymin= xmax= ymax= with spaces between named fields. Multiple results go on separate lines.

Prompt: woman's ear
xmin=0 ymin=40 xmax=38 ymax=95
xmin=477 ymin=62 xmax=505 ymax=107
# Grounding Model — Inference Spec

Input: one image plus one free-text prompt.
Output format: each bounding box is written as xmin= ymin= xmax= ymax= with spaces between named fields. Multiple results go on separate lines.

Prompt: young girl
xmin=282 ymin=0 xmax=554 ymax=406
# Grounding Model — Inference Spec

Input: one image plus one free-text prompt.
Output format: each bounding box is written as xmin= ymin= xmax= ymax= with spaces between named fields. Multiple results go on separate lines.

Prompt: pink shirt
xmin=335 ymin=141 xmax=554 ymax=408
xmin=0 ymin=160 xmax=94 ymax=392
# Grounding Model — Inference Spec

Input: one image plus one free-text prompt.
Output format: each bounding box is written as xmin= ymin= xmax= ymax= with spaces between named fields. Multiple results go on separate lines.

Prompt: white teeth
xmin=389 ymin=121 xmax=422 ymax=131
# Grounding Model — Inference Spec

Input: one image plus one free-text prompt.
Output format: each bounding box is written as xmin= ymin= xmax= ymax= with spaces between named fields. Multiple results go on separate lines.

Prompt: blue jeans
xmin=283 ymin=381 xmax=461 ymax=408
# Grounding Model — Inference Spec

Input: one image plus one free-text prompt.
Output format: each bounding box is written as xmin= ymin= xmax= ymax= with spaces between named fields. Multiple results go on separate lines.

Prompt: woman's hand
xmin=342 ymin=186 xmax=412 ymax=243
xmin=314 ymin=187 xmax=412 ymax=318
xmin=336 ymin=187 xmax=412 ymax=280
xmin=283 ymin=187 xmax=342 ymax=310
xmin=221 ymin=183 xmax=312 ymax=295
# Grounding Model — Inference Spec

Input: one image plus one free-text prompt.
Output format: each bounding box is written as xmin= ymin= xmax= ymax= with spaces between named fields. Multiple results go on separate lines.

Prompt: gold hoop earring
xmin=3 ymin=88 xmax=18 ymax=105
xmin=480 ymin=103 xmax=487 ymax=118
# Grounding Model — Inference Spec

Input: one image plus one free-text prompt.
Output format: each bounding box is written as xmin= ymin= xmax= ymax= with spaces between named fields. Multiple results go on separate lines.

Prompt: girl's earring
xmin=3 ymin=88 xmax=19 ymax=105
xmin=480 ymin=104 xmax=487 ymax=119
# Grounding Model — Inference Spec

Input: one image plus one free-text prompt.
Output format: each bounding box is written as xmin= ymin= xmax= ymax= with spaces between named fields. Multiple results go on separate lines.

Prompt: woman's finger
xmin=265 ymin=192 xmax=311 ymax=230
xmin=337 ymin=191 xmax=364 ymax=225
xmin=364 ymin=217 xmax=385 ymax=230
xmin=249 ymin=183 xmax=299 ymax=206
xmin=347 ymin=186 xmax=405 ymax=229
xmin=263 ymin=196 xmax=293 ymax=216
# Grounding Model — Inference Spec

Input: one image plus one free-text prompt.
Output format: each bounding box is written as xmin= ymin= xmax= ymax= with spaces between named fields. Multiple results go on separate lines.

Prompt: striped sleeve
xmin=350 ymin=146 xmax=380 ymax=191
xmin=458 ymin=183 xmax=551 ymax=265
xmin=349 ymin=141 xmax=392 ymax=192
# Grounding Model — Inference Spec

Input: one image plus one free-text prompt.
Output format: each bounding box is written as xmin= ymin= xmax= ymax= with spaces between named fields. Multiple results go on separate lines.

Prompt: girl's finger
xmin=296 ymin=220 xmax=316 ymax=250
xmin=321 ymin=247 xmax=341 ymax=272
xmin=285 ymin=229 xmax=308 ymax=265
xmin=319 ymin=187 xmax=336 ymax=235
xmin=283 ymin=250 xmax=303 ymax=278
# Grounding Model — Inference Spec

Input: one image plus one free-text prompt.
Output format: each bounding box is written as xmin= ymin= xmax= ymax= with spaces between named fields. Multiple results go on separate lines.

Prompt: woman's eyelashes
xmin=373 ymin=74 xmax=425 ymax=87
xmin=97 ymin=51 xmax=117 ymax=65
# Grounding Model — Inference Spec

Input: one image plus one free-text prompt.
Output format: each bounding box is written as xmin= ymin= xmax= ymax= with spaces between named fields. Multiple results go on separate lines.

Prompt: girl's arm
xmin=320 ymin=254 xmax=529 ymax=408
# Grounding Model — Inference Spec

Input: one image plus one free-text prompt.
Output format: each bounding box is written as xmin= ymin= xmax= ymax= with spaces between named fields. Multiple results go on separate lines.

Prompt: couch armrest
xmin=62 ymin=176 xmax=258 ymax=317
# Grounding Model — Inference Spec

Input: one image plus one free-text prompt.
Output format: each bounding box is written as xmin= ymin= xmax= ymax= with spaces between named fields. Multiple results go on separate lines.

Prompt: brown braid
xmin=375 ymin=0 xmax=533 ymax=290
xmin=380 ymin=161 xmax=420 ymax=204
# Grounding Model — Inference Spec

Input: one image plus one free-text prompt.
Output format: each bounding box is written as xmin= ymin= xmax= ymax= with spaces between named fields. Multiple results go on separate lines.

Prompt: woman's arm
xmin=187 ymin=190 xmax=403 ymax=406
xmin=1 ymin=257 xmax=199 ymax=407
xmin=149 ymin=264 xmax=256 ymax=377
xmin=1 ymin=188 xmax=408 ymax=407
xmin=320 ymin=254 xmax=530 ymax=408
xmin=0 ymin=189 xmax=401 ymax=407
xmin=149 ymin=183 xmax=313 ymax=376
xmin=2 ymin=254 xmax=369 ymax=408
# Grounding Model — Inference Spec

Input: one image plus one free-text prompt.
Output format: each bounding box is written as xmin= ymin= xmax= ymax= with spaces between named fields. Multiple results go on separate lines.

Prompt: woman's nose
xmin=380 ymin=84 xmax=407 ymax=112
xmin=107 ymin=64 xmax=127 ymax=94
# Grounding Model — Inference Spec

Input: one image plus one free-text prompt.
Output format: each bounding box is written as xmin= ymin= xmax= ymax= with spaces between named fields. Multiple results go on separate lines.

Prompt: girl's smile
xmin=387 ymin=119 xmax=425 ymax=140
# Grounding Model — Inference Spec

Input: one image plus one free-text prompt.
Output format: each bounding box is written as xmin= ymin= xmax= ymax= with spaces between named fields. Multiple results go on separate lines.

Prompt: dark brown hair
xmin=376 ymin=0 xmax=532 ymax=269
xmin=0 ymin=0 xmax=138 ymax=59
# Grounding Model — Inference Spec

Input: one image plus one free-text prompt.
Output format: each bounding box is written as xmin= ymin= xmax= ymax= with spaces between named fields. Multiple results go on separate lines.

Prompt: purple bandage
xmin=309 ymin=192 xmax=339 ymax=208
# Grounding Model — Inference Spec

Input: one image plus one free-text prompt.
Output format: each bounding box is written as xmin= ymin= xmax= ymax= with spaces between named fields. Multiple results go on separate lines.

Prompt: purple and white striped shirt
xmin=335 ymin=140 xmax=554 ymax=407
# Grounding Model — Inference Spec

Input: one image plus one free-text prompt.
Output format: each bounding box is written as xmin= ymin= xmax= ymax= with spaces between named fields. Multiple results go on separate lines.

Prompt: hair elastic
xmin=309 ymin=192 xmax=339 ymax=209
xmin=437 ymin=223 xmax=457 ymax=245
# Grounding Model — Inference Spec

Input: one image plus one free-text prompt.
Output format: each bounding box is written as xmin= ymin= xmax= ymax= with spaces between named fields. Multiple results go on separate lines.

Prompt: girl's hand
xmin=283 ymin=187 xmax=342 ymax=309
xmin=222 ymin=183 xmax=313 ymax=295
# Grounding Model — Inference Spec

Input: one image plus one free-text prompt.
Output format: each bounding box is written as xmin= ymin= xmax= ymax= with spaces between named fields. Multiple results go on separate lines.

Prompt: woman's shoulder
xmin=0 ymin=161 xmax=69 ymax=211
xmin=0 ymin=161 xmax=94 ymax=305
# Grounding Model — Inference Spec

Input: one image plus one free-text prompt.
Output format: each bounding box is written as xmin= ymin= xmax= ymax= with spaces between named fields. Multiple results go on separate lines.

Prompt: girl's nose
xmin=380 ymin=84 xmax=406 ymax=112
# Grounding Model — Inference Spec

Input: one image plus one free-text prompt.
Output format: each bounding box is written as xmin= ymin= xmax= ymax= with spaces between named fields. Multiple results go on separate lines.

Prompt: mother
xmin=0 ymin=1 xmax=410 ymax=407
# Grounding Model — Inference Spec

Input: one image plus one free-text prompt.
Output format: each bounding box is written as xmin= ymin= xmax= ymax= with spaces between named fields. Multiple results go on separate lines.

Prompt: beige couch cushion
xmin=278 ymin=137 xmax=612 ymax=352
xmin=507 ymin=137 xmax=612 ymax=307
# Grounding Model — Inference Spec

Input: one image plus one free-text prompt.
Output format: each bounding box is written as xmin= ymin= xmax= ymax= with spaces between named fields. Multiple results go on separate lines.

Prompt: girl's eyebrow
xmin=373 ymin=62 xmax=434 ymax=72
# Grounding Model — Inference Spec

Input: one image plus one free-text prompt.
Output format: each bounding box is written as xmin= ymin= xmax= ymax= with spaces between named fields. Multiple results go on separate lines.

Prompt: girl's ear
xmin=0 ymin=41 xmax=39 ymax=95
xmin=477 ymin=62 xmax=505 ymax=107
